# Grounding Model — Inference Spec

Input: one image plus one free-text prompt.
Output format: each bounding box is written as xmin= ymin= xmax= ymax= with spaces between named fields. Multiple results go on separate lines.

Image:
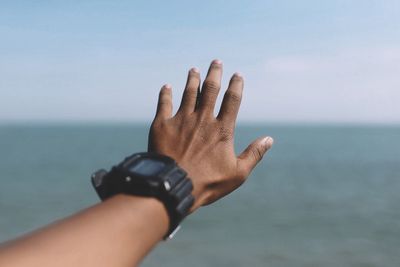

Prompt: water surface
xmin=0 ymin=124 xmax=399 ymax=267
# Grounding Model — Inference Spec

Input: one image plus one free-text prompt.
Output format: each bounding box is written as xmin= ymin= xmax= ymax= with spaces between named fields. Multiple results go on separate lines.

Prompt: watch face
xmin=129 ymin=158 xmax=166 ymax=176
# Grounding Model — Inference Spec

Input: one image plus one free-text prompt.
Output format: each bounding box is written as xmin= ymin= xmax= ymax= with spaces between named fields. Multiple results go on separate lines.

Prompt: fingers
xmin=177 ymin=67 xmax=201 ymax=114
xmin=217 ymin=73 xmax=243 ymax=124
xmin=237 ymin=136 xmax=274 ymax=178
xmin=198 ymin=59 xmax=223 ymax=115
xmin=155 ymin=84 xmax=173 ymax=120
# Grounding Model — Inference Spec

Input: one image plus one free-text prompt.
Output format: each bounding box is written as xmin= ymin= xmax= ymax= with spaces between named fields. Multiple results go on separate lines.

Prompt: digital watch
xmin=91 ymin=152 xmax=194 ymax=239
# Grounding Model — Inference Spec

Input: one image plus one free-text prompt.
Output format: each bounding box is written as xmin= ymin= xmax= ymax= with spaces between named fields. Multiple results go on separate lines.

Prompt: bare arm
xmin=0 ymin=60 xmax=273 ymax=267
xmin=0 ymin=195 xmax=168 ymax=267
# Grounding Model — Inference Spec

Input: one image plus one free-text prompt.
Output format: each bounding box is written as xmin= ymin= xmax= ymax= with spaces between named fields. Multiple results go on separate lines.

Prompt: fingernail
xmin=190 ymin=67 xmax=199 ymax=73
xmin=212 ymin=59 xmax=222 ymax=65
xmin=164 ymin=84 xmax=172 ymax=89
xmin=263 ymin=137 xmax=274 ymax=149
xmin=233 ymin=72 xmax=242 ymax=78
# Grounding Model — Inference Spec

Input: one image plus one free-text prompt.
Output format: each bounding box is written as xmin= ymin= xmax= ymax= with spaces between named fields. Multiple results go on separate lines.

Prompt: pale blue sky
xmin=1 ymin=0 xmax=399 ymax=123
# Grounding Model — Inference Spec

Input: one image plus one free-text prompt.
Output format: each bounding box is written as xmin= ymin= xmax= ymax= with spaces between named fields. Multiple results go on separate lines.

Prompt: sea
xmin=0 ymin=124 xmax=399 ymax=267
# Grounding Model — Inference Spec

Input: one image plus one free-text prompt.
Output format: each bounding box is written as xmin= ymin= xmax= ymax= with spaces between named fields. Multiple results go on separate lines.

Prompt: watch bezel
xmin=91 ymin=152 xmax=194 ymax=240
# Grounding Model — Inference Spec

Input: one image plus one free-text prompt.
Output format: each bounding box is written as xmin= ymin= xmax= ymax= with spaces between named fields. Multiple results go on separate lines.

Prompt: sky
xmin=1 ymin=0 xmax=399 ymax=123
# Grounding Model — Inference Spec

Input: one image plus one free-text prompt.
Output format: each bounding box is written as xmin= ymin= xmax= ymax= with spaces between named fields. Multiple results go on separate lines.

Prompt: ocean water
xmin=0 ymin=124 xmax=399 ymax=267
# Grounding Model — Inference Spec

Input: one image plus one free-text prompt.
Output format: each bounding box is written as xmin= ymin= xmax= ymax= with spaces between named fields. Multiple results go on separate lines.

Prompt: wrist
xmin=168 ymin=160 xmax=208 ymax=212
xmin=92 ymin=152 xmax=195 ymax=239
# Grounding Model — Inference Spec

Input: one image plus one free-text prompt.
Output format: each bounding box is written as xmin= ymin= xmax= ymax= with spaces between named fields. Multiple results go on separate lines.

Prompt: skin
xmin=149 ymin=60 xmax=273 ymax=211
xmin=0 ymin=60 xmax=273 ymax=267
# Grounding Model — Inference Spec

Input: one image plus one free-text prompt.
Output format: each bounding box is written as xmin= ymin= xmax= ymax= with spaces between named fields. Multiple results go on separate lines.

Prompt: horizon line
xmin=1 ymin=119 xmax=399 ymax=127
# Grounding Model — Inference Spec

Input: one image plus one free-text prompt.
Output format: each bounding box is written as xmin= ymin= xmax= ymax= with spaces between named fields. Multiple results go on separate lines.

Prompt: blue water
xmin=0 ymin=124 xmax=399 ymax=267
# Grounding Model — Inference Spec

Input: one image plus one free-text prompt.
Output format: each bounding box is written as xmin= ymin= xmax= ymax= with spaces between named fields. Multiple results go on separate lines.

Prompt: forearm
xmin=0 ymin=195 xmax=168 ymax=267
xmin=0 ymin=60 xmax=272 ymax=267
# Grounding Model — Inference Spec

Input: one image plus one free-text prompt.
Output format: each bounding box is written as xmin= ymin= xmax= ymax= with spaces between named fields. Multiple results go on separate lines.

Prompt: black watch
xmin=91 ymin=152 xmax=194 ymax=239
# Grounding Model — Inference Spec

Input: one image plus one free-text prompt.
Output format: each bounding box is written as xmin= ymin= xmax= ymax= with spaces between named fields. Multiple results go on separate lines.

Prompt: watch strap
xmin=91 ymin=153 xmax=194 ymax=239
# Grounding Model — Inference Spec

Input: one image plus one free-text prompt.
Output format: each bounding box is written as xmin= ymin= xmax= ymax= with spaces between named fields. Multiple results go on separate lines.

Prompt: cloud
xmin=266 ymin=47 xmax=400 ymax=76
xmin=251 ymin=47 xmax=400 ymax=123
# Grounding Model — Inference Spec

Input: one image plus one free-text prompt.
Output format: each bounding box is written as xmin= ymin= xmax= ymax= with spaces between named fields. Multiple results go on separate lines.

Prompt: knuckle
xmin=237 ymin=165 xmax=250 ymax=180
xmin=251 ymin=146 xmax=264 ymax=162
xmin=158 ymin=99 xmax=170 ymax=106
xmin=172 ymin=111 xmax=183 ymax=121
xmin=187 ymin=74 xmax=200 ymax=90
xmin=225 ymin=90 xmax=241 ymax=105
xmin=158 ymin=94 xmax=171 ymax=105
xmin=218 ymin=125 xmax=233 ymax=142
xmin=197 ymin=119 xmax=211 ymax=143
xmin=203 ymin=80 xmax=220 ymax=92
xmin=184 ymin=87 xmax=198 ymax=100
xmin=196 ymin=112 xmax=211 ymax=124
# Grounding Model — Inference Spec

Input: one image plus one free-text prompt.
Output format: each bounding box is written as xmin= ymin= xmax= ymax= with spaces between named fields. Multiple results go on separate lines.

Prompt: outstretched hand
xmin=148 ymin=60 xmax=273 ymax=211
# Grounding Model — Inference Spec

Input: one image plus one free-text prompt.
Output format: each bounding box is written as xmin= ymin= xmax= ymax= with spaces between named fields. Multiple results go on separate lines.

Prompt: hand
xmin=148 ymin=60 xmax=273 ymax=211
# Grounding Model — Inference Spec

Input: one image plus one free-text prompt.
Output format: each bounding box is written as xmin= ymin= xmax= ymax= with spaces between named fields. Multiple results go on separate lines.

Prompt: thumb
xmin=237 ymin=136 xmax=274 ymax=177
